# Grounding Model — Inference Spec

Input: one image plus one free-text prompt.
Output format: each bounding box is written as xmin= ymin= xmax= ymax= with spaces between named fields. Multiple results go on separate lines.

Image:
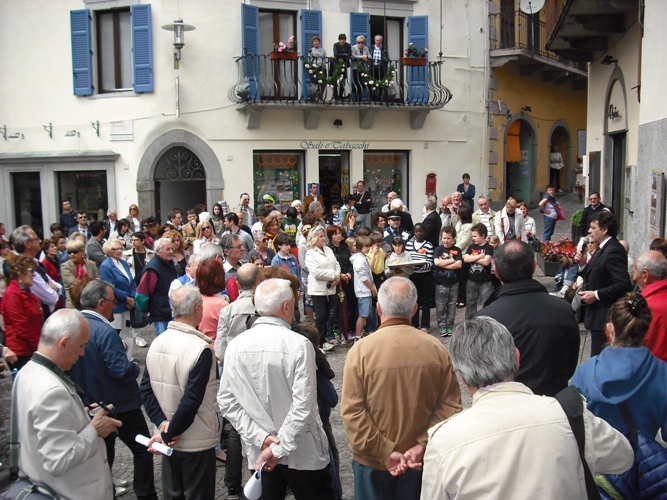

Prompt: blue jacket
xmin=571 ymin=346 xmax=667 ymax=442
xmin=99 ymin=257 xmax=136 ymax=314
xmin=69 ymin=311 xmax=141 ymax=413
xmin=271 ymin=252 xmax=301 ymax=281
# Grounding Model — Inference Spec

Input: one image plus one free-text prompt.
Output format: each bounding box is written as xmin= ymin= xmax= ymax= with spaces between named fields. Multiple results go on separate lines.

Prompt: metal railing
xmin=228 ymin=54 xmax=453 ymax=107
xmin=490 ymin=10 xmax=586 ymax=70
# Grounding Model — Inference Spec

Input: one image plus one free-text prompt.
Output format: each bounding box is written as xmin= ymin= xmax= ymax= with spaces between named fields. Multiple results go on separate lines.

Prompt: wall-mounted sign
xmin=110 ymin=121 xmax=133 ymax=141
xmin=300 ymin=141 xmax=370 ymax=150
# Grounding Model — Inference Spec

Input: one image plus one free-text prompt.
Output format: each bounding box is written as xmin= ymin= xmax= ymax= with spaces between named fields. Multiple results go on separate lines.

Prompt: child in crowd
xmin=405 ymin=223 xmax=435 ymax=332
xmin=330 ymin=204 xmax=341 ymax=226
xmin=463 ymin=223 xmax=494 ymax=319
xmin=368 ymin=231 xmax=386 ymax=289
xmin=488 ymin=235 xmax=502 ymax=291
xmin=433 ymin=227 xmax=462 ymax=337
xmin=271 ymin=233 xmax=301 ymax=279
xmin=346 ymin=237 xmax=357 ymax=254
xmin=248 ymin=253 xmax=264 ymax=268
xmin=350 ymin=235 xmax=377 ymax=340
xmin=281 ymin=208 xmax=299 ymax=248
xmin=385 ymin=236 xmax=413 ymax=278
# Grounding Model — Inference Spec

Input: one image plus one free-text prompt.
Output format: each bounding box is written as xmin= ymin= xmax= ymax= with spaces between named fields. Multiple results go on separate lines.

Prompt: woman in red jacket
xmin=0 ymin=254 xmax=44 ymax=370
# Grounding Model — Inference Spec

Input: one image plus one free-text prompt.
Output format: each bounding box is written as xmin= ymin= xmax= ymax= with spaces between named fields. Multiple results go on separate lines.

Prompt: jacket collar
xmin=237 ymin=289 xmax=254 ymax=300
xmin=473 ymin=381 xmax=533 ymax=404
xmin=166 ymin=321 xmax=212 ymax=344
xmin=485 ymin=279 xmax=546 ymax=307
xmin=377 ymin=317 xmax=412 ymax=330
xmin=254 ymin=315 xmax=292 ymax=330
xmin=642 ymin=278 xmax=667 ymax=297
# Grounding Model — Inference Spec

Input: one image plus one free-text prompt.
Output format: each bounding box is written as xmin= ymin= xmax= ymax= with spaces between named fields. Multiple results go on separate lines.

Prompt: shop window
xmin=253 ymin=152 xmax=305 ymax=212
xmin=58 ymin=171 xmax=109 ymax=222
xmin=363 ymin=151 xmax=409 ymax=209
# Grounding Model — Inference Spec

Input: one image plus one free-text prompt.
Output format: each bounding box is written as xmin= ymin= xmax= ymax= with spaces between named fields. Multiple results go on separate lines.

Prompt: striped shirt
xmin=405 ymin=238 xmax=434 ymax=273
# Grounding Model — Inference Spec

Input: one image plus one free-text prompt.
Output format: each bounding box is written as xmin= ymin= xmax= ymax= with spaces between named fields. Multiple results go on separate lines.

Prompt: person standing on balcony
xmin=371 ymin=35 xmax=390 ymax=100
xmin=332 ymin=33 xmax=351 ymax=100
xmin=351 ymin=36 xmax=370 ymax=102
xmin=309 ymin=36 xmax=327 ymax=73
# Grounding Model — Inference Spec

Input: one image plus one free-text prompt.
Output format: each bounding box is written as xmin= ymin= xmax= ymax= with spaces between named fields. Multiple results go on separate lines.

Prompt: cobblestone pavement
xmin=0 ymin=191 xmax=592 ymax=498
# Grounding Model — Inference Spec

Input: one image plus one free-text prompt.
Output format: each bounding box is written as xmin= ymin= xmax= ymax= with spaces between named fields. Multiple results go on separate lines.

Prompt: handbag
xmin=557 ymin=205 xmax=566 ymax=221
xmin=129 ymin=304 xmax=150 ymax=329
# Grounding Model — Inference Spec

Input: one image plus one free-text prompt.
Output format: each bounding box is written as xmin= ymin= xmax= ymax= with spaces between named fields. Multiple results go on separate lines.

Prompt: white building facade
xmin=0 ymin=0 xmax=489 ymax=236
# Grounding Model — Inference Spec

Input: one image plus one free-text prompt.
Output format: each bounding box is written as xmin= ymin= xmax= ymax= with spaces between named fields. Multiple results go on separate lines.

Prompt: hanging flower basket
xmin=401 ymin=57 xmax=427 ymax=66
xmin=271 ymin=51 xmax=298 ymax=60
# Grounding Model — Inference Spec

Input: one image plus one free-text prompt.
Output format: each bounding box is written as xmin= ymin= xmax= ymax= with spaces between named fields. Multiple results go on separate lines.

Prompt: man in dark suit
xmin=103 ymin=209 xmax=119 ymax=237
xmin=576 ymin=211 xmax=632 ymax=355
xmin=422 ymin=195 xmax=442 ymax=248
xmin=577 ymin=192 xmax=608 ymax=238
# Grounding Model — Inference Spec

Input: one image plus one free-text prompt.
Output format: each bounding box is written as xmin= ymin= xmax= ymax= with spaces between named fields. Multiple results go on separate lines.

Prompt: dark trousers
xmin=224 ymin=425 xmax=243 ymax=496
xmin=162 ymin=447 xmax=216 ymax=500
xmin=322 ymin=419 xmax=341 ymax=500
xmin=590 ymin=329 xmax=609 ymax=357
xmin=104 ymin=408 xmax=157 ymax=499
xmin=312 ymin=294 xmax=334 ymax=346
xmin=410 ymin=272 xmax=433 ymax=329
xmin=353 ymin=460 xmax=422 ymax=500
xmin=261 ymin=464 xmax=335 ymax=500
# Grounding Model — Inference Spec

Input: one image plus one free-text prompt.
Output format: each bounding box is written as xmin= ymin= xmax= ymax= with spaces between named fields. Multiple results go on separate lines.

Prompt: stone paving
xmin=0 ymin=191 xmax=592 ymax=498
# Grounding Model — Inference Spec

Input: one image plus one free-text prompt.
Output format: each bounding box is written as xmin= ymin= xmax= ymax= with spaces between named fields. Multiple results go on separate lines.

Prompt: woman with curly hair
xmin=163 ymin=229 xmax=190 ymax=276
xmin=0 ymin=254 xmax=44 ymax=370
xmin=262 ymin=215 xmax=282 ymax=253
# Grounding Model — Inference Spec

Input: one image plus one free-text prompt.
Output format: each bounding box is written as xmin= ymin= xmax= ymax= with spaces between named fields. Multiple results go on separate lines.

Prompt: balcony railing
xmin=490 ymin=10 xmax=586 ymax=71
xmin=228 ymin=54 xmax=452 ymax=107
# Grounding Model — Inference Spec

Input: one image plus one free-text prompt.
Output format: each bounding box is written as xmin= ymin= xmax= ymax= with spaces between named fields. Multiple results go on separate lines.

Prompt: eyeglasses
xmin=25 ymin=268 xmax=36 ymax=273
xmin=131 ymin=238 xmax=141 ymax=242
xmin=111 ymin=247 xmax=123 ymax=251
xmin=67 ymin=250 xmax=81 ymax=255
xmin=260 ymin=238 xmax=269 ymax=243
xmin=78 ymin=216 xmax=87 ymax=220
xmin=232 ymin=244 xmax=244 ymax=249
xmin=103 ymin=297 xmax=117 ymax=304
xmin=202 ymin=226 xmax=211 ymax=230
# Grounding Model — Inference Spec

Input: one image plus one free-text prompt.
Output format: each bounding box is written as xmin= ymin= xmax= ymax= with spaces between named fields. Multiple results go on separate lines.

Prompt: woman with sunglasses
xmin=248 ymin=231 xmax=275 ymax=267
xmin=61 ymin=239 xmax=100 ymax=309
xmin=0 ymin=254 xmax=44 ymax=370
xmin=127 ymin=204 xmax=141 ymax=232
xmin=193 ymin=221 xmax=219 ymax=255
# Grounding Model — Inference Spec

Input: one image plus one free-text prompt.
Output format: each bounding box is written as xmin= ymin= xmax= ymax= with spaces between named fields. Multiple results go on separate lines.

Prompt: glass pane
xmin=253 ymin=152 xmax=304 ymax=213
xmin=278 ymin=13 xmax=294 ymax=43
xmin=58 ymin=171 xmax=109 ymax=222
xmin=99 ymin=12 xmax=116 ymax=91
xmin=118 ymin=10 xmax=133 ymax=89
xmin=387 ymin=20 xmax=401 ymax=61
xmin=363 ymin=152 xmax=409 ymax=210
xmin=12 ymin=172 xmax=44 ymax=238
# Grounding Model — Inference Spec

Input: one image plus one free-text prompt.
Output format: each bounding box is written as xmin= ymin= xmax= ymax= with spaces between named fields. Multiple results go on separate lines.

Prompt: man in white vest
xmin=140 ymin=286 xmax=219 ymax=500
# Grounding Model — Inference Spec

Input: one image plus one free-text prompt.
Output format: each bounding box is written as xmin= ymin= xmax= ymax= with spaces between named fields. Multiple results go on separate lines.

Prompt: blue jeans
xmin=154 ymin=321 xmax=169 ymax=336
xmin=353 ymin=460 xmax=422 ymax=500
xmin=543 ymin=216 xmax=557 ymax=242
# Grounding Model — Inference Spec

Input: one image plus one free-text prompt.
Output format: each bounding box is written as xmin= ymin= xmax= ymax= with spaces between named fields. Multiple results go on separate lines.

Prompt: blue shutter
xmin=71 ymin=9 xmax=93 ymax=96
xmin=301 ymin=10 xmax=322 ymax=100
xmin=132 ymin=5 xmax=153 ymax=93
xmin=407 ymin=16 xmax=429 ymax=103
xmin=242 ymin=4 xmax=260 ymax=100
xmin=350 ymin=12 xmax=369 ymax=46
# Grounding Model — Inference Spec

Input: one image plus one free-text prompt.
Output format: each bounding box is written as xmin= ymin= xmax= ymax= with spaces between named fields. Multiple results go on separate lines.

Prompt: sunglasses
xmin=111 ymin=247 xmax=123 ymax=251
xmin=202 ymin=226 xmax=211 ymax=230
xmin=67 ymin=250 xmax=81 ymax=255
xmin=25 ymin=268 xmax=36 ymax=273
xmin=260 ymin=238 xmax=269 ymax=243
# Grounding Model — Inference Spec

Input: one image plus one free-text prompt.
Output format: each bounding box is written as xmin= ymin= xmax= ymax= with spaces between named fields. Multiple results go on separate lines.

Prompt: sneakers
xmin=134 ymin=335 xmax=148 ymax=348
xmin=114 ymin=486 xmax=129 ymax=497
xmin=325 ymin=336 xmax=340 ymax=346
xmin=440 ymin=327 xmax=453 ymax=337
xmin=114 ymin=479 xmax=129 ymax=488
xmin=322 ymin=342 xmax=335 ymax=352
xmin=420 ymin=327 xmax=429 ymax=333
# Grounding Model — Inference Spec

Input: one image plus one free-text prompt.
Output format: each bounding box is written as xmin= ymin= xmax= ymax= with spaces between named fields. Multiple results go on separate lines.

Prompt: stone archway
xmin=136 ymin=129 xmax=224 ymax=218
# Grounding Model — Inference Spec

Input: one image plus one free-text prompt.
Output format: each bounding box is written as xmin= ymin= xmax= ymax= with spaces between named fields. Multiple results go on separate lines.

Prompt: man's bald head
xmin=493 ymin=240 xmax=535 ymax=283
xmin=237 ymin=263 xmax=260 ymax=290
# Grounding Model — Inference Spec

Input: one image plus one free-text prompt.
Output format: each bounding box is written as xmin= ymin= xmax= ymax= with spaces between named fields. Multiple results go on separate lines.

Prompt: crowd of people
xmin=0 ymin=177 xmax=666 ymax=500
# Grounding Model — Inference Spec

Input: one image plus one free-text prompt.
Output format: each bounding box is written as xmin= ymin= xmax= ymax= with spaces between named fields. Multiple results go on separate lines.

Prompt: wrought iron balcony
xmin=228 ymin=54 xmax=452 ymax=129
xmin=490 ymin=10 xmax=587 ymax=80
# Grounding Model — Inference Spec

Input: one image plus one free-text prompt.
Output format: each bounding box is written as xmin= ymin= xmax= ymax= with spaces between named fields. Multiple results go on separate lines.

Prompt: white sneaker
xmin=114 ymin=479 xmax=129 ymax=488
xmin=322 ymin=342 xmax=335 ymax=352
xmin=114 ymin=486 xmax=129 ymax=497
xmin=135 ymin=336 xmax=148 ymax=348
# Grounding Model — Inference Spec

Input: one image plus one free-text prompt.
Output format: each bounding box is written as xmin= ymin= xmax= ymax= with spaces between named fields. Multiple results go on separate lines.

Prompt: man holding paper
xmin=140 ymin=285 xmax=220 ymax=500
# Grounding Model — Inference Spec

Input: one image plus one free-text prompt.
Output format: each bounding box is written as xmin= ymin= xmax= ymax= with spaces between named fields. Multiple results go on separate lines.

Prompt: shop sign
xmin=300 ymin=141 xmax=370 ymax=150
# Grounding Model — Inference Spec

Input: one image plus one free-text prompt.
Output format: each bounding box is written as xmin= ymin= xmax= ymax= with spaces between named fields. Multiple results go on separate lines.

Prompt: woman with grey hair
xmin=61 ymin=238 xmax=100 ymax=308
xmin=247 ymin=231 xmax=275 ymax=266
xmin=305 ymin=226 xmax=341 ymax=349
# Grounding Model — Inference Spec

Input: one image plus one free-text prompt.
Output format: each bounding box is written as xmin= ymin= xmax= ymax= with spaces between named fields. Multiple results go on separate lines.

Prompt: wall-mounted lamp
xmin=8 ymin=133 xmax=24 ymax=139
xmin=161 ymin=19 xmax=196 ymax=69
xmin=43 ymin=122 xmax=52 ymax=138
xmin=65 ymin=130 xmax=80 ymax=137
xmin=608 ymin=104 xmax=622 ymax=120
xmin=601 ymin=55 xmax=618 ymax=65
xmin=521 ymin=106 xmax=532 ymax=112
xmin=333 ymin=119 xmax=343 ymax=127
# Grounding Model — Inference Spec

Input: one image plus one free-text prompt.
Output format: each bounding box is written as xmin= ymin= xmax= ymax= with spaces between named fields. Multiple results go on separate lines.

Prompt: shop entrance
xmin=154 ymin=146 xmax=206 ymax=222
xmin=505 ymin=119 xmax=535 ymax=205
xmin=318 ymin=151 xmax=350 ymax=210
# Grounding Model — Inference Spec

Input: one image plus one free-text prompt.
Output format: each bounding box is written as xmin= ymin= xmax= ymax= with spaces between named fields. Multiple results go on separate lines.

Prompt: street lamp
xmin=162 ymin=19 xmax=196 ymax=69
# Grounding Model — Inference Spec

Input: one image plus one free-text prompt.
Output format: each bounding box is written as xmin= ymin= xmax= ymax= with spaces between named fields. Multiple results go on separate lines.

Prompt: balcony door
xmin=259 ymin=10 xmax=297 ymax=99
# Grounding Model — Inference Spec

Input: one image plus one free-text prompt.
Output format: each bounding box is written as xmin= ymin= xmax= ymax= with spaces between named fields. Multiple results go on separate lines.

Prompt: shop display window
xmin=58 ymin=171 xmax=109 ymax=221
xmin=362 ymin=151 xmax=409 ymax=209
xmin=253 ymin=151 xmax=305 ymax=212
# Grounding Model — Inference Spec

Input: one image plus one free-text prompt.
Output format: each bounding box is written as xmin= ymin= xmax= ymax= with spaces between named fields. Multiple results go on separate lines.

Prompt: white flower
xmin=369 ymin=80 xmax=374 ymax=85
xmin=318 ymin=79 xmax=323 ymax=84
xmin=305 ymin=64 xmax=310 ymax=68
xmin=327 ymin=84 xmax=333 ymax=88
xmin=309 ymin=70 xmax=313 ymax=74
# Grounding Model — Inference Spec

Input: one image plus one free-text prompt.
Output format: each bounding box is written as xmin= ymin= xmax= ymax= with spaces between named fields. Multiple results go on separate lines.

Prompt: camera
xmin=89 ymin=403 xmax=118 ymax=420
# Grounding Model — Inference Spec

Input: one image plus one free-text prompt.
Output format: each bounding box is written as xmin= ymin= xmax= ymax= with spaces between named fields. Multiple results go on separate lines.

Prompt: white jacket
xmin=218 ymin=316 xmax=330 ymax=470
xmin=494 ymin=207 xmax=527 ymax=244
xmin=421 ymin=382 xmax=633 ymax=500
xmin=305 ymin=246 xmax=341 ymax=297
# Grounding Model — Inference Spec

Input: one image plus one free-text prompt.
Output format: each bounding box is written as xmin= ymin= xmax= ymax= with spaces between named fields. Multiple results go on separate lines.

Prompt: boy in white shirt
xmin=350 ymin=235 xmax=377 ymax=340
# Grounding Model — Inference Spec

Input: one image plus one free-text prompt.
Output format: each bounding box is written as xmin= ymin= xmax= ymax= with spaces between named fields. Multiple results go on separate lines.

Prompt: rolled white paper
xmin=135 ymin=434 xmax=174 ymax=456
xmin=244 ymin=461 xmax=265 ymax=500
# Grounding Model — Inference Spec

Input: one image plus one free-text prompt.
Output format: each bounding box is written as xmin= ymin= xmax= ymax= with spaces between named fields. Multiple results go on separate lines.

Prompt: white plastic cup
xmin=135 ymin=434 xmax=174 ymax=456
xmin=243 ymin=461 xmax=265 ymax=500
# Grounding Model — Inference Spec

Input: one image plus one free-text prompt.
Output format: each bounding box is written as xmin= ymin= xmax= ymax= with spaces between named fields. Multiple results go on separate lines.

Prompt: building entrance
xmin=154 ymin=146 xmax=206 ymax=222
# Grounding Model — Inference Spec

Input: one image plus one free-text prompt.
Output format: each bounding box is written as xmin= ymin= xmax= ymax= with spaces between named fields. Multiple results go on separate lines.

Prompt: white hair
xmin=377 ymin=277 xmax=417 ymax=318
xmin=291 ymin=200 xmax=302 ymax=208
xmin=154 ymin=238 xmax=173 ymax=252
xmin=170 ymin=285 xmax=203 ymax=317
xmin=306 ymin=226 xmax=326 ymax=249
xmin=254 ymin=279 xmax=293 ymax=316
xmin=40 ymin=309 xmax=86 ymax=347
xmin=390 ymin=198 xmax=404 ymax=210
xmin=198 ymin=211 xmax=211 ymax=222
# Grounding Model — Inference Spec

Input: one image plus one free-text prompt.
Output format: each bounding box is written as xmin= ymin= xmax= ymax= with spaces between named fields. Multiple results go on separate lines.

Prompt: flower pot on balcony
xmin=536 ymin=253 xmax=560 ymax=277
xmin=271 ymin=51 xmax=298 ymax=60
xmin=401 ymin=57 xmax=427 ymax=66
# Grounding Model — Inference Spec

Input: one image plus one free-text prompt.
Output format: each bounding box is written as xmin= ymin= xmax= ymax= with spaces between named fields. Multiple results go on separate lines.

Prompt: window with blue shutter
xmin=350 ymin=12 xmax=370 ymax=46
xmin=242 ymin=4 xmax=260 ymax=100
xmin=71 ymin=9 xmax=93 ymax=96
xmin=301 ymin=9 xmax=322 ymax=100
xmin=407 ymin=16 xmax=428 ymax=103
xmin=132 ymin=5 xmax=153 ymax=93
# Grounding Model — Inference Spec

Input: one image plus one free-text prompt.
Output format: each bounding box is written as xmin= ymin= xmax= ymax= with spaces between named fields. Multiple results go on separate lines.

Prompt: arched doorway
xmin=136 ymin=129 xmax=224 ymax=220
xmin=154 ymin=147 xmax=206 ymax=222
xmin=549 ymin=124 xmax=571 ymax=193
xmin=505 ymin=117 xmax=536 ymax=205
